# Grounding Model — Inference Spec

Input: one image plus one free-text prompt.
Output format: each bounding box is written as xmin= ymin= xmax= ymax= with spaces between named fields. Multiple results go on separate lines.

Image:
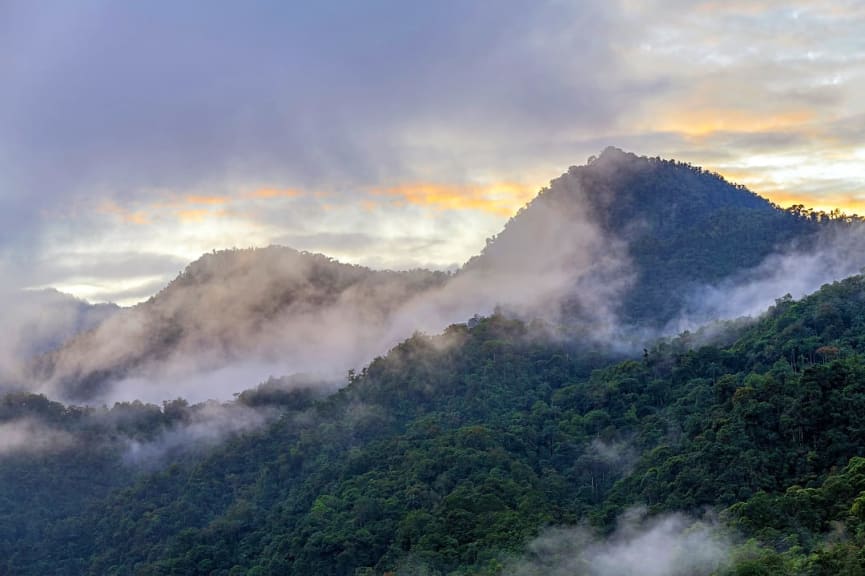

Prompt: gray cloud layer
xmin=0 ymin=418 xmax=76 ymax=457
xmin=1 ymin=0 xmax=629 ymax=248
xmin=3 ymin=0 xmax=863 ymax=297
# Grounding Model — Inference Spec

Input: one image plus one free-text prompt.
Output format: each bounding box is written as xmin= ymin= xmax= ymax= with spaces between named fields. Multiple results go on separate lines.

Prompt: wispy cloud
xmin=175 ymin=208 xmax=229 ymax=223
xmin=183 ymin=195 xmax=229 ymax=206
xmin=0 ymin=418 xmax=76 ymax=457
xmin=246 ymin=188 xmax=304 ymax=200
xmin=371 ymin=182 xmax=538 ymax=216
xmin=505 ymin=508 xmax=729 ymax=576
xmin=98 ymin=200 xmax=150 ymax=225
xmin=650 ymin=108 xmax=815 ymax=139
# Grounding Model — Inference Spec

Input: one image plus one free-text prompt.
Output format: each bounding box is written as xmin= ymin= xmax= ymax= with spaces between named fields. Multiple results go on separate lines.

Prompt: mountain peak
xmin=589 ymin=145 xmax=633 ymax=165
xmin=470 ymin=148 xmax=829 ymax=327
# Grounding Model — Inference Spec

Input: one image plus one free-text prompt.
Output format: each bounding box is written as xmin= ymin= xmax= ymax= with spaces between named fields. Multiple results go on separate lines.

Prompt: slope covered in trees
xmin=0 ymin=289 xmax=118 ymax=389
xmin=33 ymin=247 xmax=448 ymax=400
xmin=6 ymin=149 xmax=865 ymax=574
xmin=27 ymin=149 xmax=865 ymax=403
xmin=467 ymin=147 xmax=860 ymax=327
xmin=5 ymin=275 xmax=865 ymax=573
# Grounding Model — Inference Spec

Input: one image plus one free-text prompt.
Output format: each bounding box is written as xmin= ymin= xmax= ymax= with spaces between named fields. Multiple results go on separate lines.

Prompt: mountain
xmin=36 ymin=247 xmax=448 ymax=400
xmin=5 ymin=274 xmax=865 ymax=574
xmin=6 ymin=149 xmax=865 ymax=573
xmin=466 ymin=146 xmax=852 ymax=328
xmin=33 ymin=148 xmax=865 ymax=403
xmin=0 ymin=289 xmax=118 ymax=389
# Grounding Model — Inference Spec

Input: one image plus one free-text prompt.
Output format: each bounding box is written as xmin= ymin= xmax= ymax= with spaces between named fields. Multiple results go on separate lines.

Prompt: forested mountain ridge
xmin=466 ymin=146 xmax=860 ymax=327
xmin=5 ymin=274 xmax=865 ymax=573
xmin=7 ymin=149 xmax=865 ymax=574
xmin=33 ymin=247 xmax=448 ymax=400
xmin=0 ymin=289 xmax=118 ymax=388
xmin=30 ymin=148 xmax=865 ymax=403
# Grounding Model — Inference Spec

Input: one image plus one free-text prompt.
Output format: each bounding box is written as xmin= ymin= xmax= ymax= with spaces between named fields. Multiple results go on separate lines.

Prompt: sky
xmin=2 ymin=0 xmax=864 ymax=305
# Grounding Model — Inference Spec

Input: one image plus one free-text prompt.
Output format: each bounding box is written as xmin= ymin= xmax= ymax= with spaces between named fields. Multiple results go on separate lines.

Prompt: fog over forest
xmin=3 ymin=2 xmax=865 ymax=572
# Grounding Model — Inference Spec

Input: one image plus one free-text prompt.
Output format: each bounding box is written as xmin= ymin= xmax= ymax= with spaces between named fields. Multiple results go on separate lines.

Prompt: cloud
xmin=121 ymin=401 xmax=276 ymax=465
xmin=98 ymin=200 xmax=150 ymax=225
xmin=175 ymin=208 xmax=229 ymax=223
xmin=271 ymin=232 xmax=445 ymax=268
xmin=182 ymin=195 xmax=229 ymax=206
xmin=0 ymin=0 xmax=627 ymax=242
xmin=0 ymin=284 xmax=118 ymax=388
xmin=670 ymin=224 xmax=865 ymax=332
xmin=0 ymin=393 xmax=284 ymax=465
xmin=588 ymin=438 xmax=637 ymax=475
xmin=246 ymin=188 xmax=304 ymax=200
xmin=611 ymin=0 xmax=865 ymax=210
xmin=29 ymin=160 xmax=635 ymax=404
xmin=759 ymin=190 xmax=865 ymax=215
xmin=27 ymin=251 xmax=188 ymax=285
xmin=0 ymin=418 xmax=77 ymax=457
xmin=505 ymin=508 xmax=730 ymax=576
xmin=652 ymin=108 xmax=816 ymax=139
xmin=0 ymin=0 xmax=659 ymax=293
xmin=371 ymin=182 xmax=538 ymax=216
xmin=361 ymin=167 xmax=637 ymax=353
xmin=2 ymin=0 xmax=864 ymax=407
xmin=27 ymin=247 xmax=448 ymax=402
xmin=14 ymin=251 xmax=188 ymax=306
xmin=3 ymin=0 xmax=863 ymax=302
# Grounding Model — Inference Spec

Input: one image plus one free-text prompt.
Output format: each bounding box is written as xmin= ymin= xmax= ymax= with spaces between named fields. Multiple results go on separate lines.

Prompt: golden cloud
xmin=653 ymin=108 xmax=815 ymax=138
xmin=246 ymin=188 xmax=304 ymax=199
xmin=94 ymin=187 xmax=310 ymax=228
xmin=176 ymin=208 xmax=229 ymax=223
xmin=183 ymin=195 xmax=230 ymax=206
xmin=371 ymin=182 xmax=537 ymax=216
xmin=98 ymin=200 xmax=150 ymax=225
xmin=759 ymin=190 xmax=865 ymax=215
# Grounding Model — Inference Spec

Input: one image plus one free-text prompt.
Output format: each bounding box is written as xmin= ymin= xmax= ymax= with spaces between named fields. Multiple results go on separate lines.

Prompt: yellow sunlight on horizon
xmin=651 ymin=108 xmax=815 ymax=138
xmin=97 ymin=200 xmax=150 ymax=225
xmin=708 ymin=149 xmax=865 ymax=216
xmin=246 ymin=188 xmax=304 ymax=199
xmin=372 ymin=182 xmax=538 ymax=216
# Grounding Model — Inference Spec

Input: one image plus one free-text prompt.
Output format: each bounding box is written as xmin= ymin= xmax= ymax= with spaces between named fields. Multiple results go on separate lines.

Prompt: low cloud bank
xmin=14 ymin=221 xmax=865 ymax=408
xmin=121 ymin=401 xmax=278 ymax=465
xmin=0 ymin=418 xmax=77 ymax=457
xmin=0 ymin=286 xmax=117 ymax=389
xmin=506 ymin=508 xmax=730 ymax=576
xmin=671 ymin=227 xmax=865 ymax=334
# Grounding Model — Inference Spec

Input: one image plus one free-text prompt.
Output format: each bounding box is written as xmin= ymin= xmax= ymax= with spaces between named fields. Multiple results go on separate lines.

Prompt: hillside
xmin=32 ymin=149 xmax=865 ymax=403
xmin=7 ymin=148 xmax=865 ymax=574
xmin=5 ymin=275 xmax=865 ymax=573
xmin=34 ymin=247 xmax=448 ymax=400
xmin=466 ymin=147 xmax=858 ymax=328
xmin=0 ymin=289 xmax=118 ymax=390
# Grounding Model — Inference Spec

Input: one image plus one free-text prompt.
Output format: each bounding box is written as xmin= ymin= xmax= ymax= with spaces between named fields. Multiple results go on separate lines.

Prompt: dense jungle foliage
xmin=5 ymin=274 xmax=865 ymax=574
xmin=468 ymin=147 xmax=860 ymax=327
